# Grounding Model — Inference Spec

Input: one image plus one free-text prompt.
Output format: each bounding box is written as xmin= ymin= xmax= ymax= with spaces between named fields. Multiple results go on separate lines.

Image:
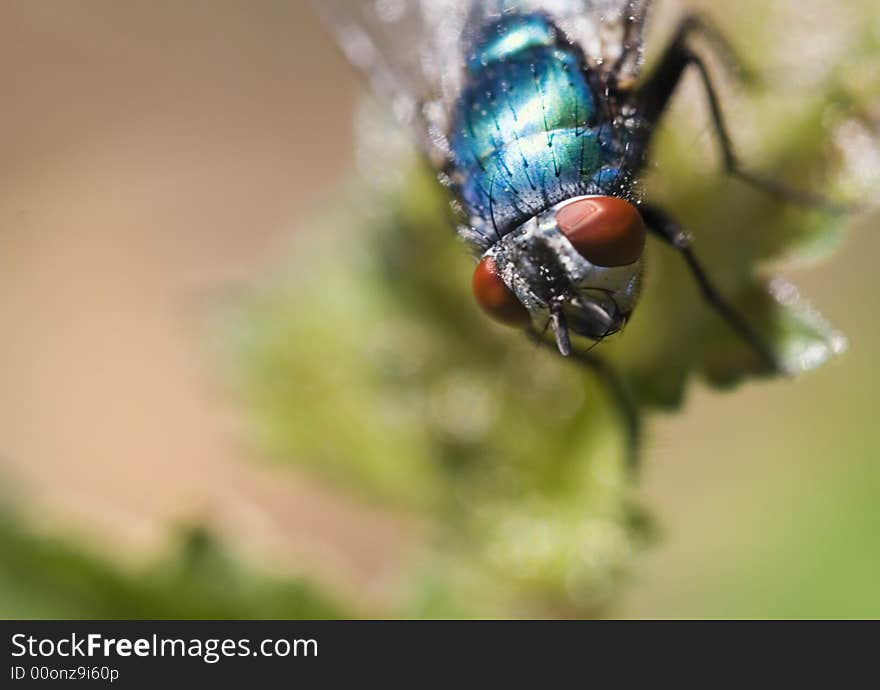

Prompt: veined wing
xmin=315 ymin=0 xmax=652 ymax=166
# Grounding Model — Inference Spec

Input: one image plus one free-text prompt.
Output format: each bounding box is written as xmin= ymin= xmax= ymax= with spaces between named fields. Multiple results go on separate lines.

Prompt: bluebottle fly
xmin=316 ymin=0 xmax=838 ymax=451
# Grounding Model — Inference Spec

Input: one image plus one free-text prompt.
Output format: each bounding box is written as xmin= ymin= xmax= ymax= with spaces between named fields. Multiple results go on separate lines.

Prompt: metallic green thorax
xmin=449 ymin=12 xmax=626 ymax=249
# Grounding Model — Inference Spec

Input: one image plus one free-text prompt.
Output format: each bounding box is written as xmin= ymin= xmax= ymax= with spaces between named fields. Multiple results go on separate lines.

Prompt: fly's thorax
xmin=446 ymin=10 xmax=642 ymax=249
xmin=484 ymin=196 xmax=644 ymax=341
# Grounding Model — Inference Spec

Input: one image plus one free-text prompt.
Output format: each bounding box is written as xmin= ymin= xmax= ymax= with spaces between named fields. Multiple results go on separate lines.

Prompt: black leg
xmin=635 ymin=15 xmax=845 ymax=213
xmin=640 ymin=202 xmax=786 ymax=375
xmin=527 ymin=328 xmax=642 ymax=472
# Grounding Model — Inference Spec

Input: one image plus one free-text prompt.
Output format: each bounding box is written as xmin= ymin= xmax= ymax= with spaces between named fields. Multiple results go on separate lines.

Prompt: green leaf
xmin=215 ymin=1 xmax=879 ymax=616
xmin=0 ymin=512 xmax=344 ymax=619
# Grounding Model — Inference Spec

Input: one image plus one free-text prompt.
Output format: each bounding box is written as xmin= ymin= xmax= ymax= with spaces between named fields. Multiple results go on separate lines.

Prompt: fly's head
xmin=472 ymin=196 xmax=646 ymax=355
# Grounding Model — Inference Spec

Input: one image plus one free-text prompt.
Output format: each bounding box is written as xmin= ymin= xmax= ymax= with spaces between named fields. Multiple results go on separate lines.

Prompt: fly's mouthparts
xmin=549 ymin=308 xmax=572 ymax=357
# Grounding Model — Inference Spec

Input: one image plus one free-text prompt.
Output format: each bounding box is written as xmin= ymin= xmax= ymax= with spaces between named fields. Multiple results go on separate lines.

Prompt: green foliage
xmin=0 ymin=1 xmax=876 ymax=622
xmin=0 ymin=512 xmax=343 ymax=619
xmin=217 ymin=2 xmax=877 ymax=617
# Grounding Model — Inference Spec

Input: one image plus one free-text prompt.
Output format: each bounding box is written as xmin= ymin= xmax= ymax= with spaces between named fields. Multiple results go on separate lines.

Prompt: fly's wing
xmin=315 ymin=0 xmax=651 ymax=166
xmin=314 ymin=0 xmax=468 ymax=168
xmin=519 ymin=0 xmax=651 ymax=88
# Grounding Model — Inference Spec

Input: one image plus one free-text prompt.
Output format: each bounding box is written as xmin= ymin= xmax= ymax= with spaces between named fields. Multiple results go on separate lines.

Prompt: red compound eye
xmin=556 ymin=196 xmax=646 ymax=267
xmin=472 ymin=255 xmax=530 ymax=327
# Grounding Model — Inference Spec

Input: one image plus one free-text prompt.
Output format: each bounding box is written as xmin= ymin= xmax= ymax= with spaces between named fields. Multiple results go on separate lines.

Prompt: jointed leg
xmin=640 ymin=202 xmax=785 ymax=375
xmin=527 ymin=328 xmax=642 ymax=472
xmin=636 ymin=15 xmax=844 ymax=212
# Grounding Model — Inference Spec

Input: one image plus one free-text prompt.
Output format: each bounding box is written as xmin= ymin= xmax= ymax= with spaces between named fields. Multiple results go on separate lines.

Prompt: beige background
xmin=0 ymin=1 xmax=412 ymax=606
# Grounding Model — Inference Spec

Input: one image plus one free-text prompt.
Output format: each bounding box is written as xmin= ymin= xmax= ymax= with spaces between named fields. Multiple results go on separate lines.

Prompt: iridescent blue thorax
xmin=448 ymin=13 xmax=632 ymax=248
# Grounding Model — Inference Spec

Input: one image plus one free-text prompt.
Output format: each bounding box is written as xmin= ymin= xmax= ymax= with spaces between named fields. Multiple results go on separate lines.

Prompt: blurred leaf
xmin=215 ymin=1 xmax=878 ymax=617
xmin=0 ymin=512 xmax=344 ymax=619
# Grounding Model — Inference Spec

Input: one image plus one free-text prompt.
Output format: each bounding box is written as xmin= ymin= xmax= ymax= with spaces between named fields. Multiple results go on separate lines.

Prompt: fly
xmin=315 ymin=0 xmax=841 ymax=457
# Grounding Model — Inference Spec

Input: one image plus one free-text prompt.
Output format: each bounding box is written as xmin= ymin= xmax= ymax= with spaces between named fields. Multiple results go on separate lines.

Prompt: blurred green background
xmin=0 ymin=0 xmax=877 ymax=618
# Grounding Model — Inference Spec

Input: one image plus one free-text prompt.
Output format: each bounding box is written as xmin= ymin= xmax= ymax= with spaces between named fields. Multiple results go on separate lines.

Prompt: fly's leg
xmin=636 ymin=15 xmax=845 ymax=213
xmin=527 ymin=328 xmax=642 ymax=472
xmin=639 ymin=202 xmax=785 ymax=375
xmin=577 ymin=352 xmax=641 ymax=473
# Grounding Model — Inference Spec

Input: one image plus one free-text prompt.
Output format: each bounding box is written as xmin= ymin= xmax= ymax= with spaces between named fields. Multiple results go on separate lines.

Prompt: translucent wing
xmin=315 ymin=0 xmax=652 ymax=166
